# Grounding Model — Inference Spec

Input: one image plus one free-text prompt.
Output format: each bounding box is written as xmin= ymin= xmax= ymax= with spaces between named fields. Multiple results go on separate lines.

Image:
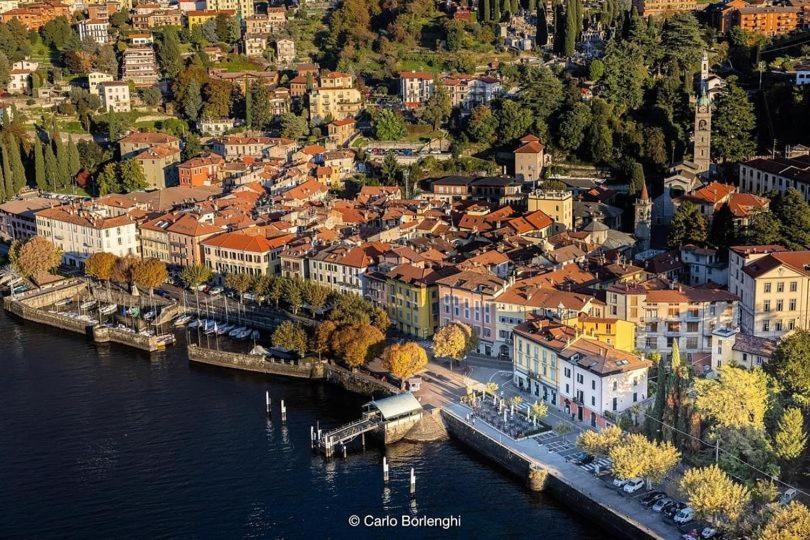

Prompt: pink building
xmin=436 ymin=269 xmax=507 ymax=357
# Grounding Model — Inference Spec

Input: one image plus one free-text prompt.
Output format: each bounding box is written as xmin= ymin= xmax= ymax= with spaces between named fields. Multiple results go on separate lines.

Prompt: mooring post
xmin=410 ymin=467 xmax=416 ymax=497
xmin=342 ymin=443 xmax=347 ymax=459
xmin=265 ymin=391 xmax=271 ymax=416
xmin=383 ymin=457 xmax=389 ymax=483
xmin=310 ymin=426 xmax=315 ymax=449
xmin=361 ymin=432 xmax=365 ymax=450
xmin=280 ymin=400 xmax=287 ymax=423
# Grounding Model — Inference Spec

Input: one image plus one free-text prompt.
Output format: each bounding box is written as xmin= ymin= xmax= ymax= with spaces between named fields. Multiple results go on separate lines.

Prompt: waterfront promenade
xmin=444 ymin=402 xmax=680 ymax=540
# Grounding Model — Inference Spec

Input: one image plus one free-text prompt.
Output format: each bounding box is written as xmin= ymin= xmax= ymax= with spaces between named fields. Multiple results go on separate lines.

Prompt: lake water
xmin=0 ymin=311 xmax=601 ymax=538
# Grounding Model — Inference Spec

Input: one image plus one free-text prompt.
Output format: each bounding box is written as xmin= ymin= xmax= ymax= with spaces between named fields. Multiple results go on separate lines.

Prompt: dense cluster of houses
xmin=1 ymin=117 xmax=808 ymax=429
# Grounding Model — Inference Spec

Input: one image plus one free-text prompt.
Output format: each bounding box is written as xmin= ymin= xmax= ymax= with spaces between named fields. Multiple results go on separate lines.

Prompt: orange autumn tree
xmin=84 ymin=252 xmax=118 ymax=282
xmin=382 ymin=342 xmax=428 ymax=381
xmin=12 ymin=236 xmax=62 ymax=280
xmin=131 ymin=258 xmax=167 ymax=294
xmin=331 ymin=324 xmax=385 ymax=368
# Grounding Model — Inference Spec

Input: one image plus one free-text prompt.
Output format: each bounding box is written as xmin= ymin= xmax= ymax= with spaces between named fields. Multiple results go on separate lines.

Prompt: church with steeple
xmin=652 ymin=51 xmax=714 ymax=226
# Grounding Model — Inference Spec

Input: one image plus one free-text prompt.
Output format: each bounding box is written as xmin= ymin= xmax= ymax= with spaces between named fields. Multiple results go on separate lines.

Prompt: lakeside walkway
xmin=444 ymin=402 xmax=680 ymax=540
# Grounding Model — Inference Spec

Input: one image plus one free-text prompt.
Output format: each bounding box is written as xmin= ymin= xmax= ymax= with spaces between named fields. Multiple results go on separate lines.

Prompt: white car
xmin=612 ymin=477 xmax=629 ymax=488
xmin=622 ymin=478 xmax=645 ymax=494
xmin=208 ymin=287 xmax=223 ymax=296
xmin=674 ymin=507 xmax=695 ymax=524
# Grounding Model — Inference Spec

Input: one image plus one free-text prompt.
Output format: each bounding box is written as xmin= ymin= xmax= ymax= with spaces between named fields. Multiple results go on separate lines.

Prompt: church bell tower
xmin=693 ymin=51 xmax=712 ymax=174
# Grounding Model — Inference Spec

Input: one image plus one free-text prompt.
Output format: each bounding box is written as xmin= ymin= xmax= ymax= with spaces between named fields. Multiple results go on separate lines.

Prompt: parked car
xmin=674 ymin=507 xmax=695 ymax=524
xmin=208 ymin=286 xmax=223 ymax=296
xmin=652 ymin=497 xmax=673 ymax=512
xmin=568 ymin=452 xmax=594 ymax=465
xmin=640 ymin=491 xmax=666 ymax=506
xmin=663 ymin=501 xmax=687 ymax=520
xmin=779 ymin=488 xmax=797 ymax=506
xmin=612 ymin=477 xmax=629 ymax=488
xmin=623 ymin=478 xmax=645 ymax=494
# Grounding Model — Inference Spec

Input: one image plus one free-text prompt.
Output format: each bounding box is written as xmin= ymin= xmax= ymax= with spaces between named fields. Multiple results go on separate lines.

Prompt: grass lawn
xmin=59 ymin=121 xmax=89 ymax=134
xmin=403 ymin=125 xmax=443 ymax=142
xmin=351 ymin=137 xmax=368 ymax=148
xmin=214 ymin=55 xmax=264 ymax=72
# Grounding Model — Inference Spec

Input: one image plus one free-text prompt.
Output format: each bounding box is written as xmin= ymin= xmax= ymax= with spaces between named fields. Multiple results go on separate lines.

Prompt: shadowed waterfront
xmin=0 ymin=311 xmax=601 ymax=538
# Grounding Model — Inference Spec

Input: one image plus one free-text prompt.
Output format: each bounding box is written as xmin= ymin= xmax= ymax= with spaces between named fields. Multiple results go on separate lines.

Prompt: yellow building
xmin=562 ymin=314 xmax=637 ymax=353
xmin=385 ymin=264 xmax=448 ymax=339
xmin=186 ymin=9 xmax=234 ymax=29
xmin=309 ymin=87 xmax=362 ymax=124
xmin=527 ymin=188 xmax=572 ymax=232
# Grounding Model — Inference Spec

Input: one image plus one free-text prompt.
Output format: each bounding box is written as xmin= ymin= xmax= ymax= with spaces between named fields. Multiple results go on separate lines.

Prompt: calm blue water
xmin=0 ymin=311 xmax=600 ymax=538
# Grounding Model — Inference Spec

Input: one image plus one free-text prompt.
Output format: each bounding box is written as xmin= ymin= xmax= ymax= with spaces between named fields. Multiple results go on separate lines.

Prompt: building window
xmin=764 ymin=283 xmax=771 ymax=293
xmin=612 ymin=398 xmax=617 ymax=411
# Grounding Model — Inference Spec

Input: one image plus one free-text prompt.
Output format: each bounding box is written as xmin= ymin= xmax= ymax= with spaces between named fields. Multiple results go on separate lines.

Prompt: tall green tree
xmin=66 ymin=135 xmax=81 ymax=178
xmin=564 ymin=0 xmax=577 ymax=56
xmin=1 ymin=144 xmax=12 ymax=199
xmin=712 ymin=78 xmax=756 ymax=163
xmin=157 ymin=28 xmax=182 ymax=79
xmin=668 ymin=201 xmax=707 ymax=248
xmin=423 ymin=82 xmax=451 ymax=130
xmin=741 ymin=210 xmax=781 ymax=245
xmin=708 ymin=203 xmax=736 ymax=249
xmin=766 ymin=330 xmax=810 ymax=404
xmin=183 ymin=79 xmax=202 ymax=122
xmin=536 ymin=2 xmax=548 ymax=46
xmin=772 ymin=188 xmax=810 ymax=250
xmin=33 ymin=137 xmax=46 ymax=190
xmin=6 ymin=135 xmax=25 ymax=193
xmin=119 ymin=160 xmax=148 ymax=192
xmin=774 ymin=408 xmax=807 ymax=462
xmin=43 ymin=140 xmax=59 ymax=191
xmin=628 ymin=161 xmax=645 ymax=197
xmin=482 ymin=0 xmax=491 ymax=22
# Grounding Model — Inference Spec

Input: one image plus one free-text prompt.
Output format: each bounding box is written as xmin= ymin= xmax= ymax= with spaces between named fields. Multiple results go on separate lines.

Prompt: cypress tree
xmin=7 ymin=136 xmax=26 ymax=193
xmin=44 ymin=142 xmax=59 ymax=191
xmin=53 ymin=135 xmax=69 ymax=188
xmin=482 ymin=0 xmax=491 ymax=22
xmin=493 ymin=0 xmax=501 ymax=21
xmin=528 ymin=0 xmax=536 ymax=12
xmin=1 ymin=145 xmax=13 ymax=199
xmin=33 ymin=137 xmax=46 ymax=190
xmin=536 ymin=3 xmax=548 ymax=47
xmin=564 ymin=0 xmax=577 ymax=57
xmin=512 ymin=0 xmax=519 ymax=15
xmin=553 ymin=1 xmax=565 ymax=54
xmin=67 ymin=135 xmax=81 ymax=177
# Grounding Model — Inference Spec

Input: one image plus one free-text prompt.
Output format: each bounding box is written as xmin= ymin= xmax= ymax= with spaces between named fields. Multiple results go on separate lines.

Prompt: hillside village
xmin=0 ymin=0 xmax=808 ymax=537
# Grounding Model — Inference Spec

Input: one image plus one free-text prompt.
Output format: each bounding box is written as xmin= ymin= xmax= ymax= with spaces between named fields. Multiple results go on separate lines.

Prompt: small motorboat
xmin=80 ymin=300 xmax=97 ymax=310
xmin=174 ymin=314 xmax=193 ymax=327
xmin=99 ymin=304 xmax=117 ymax=316
xmin=216 ymin=323 xmax=233 ymax=335
xmin=229 ymin=326 xmax=247 ymax=338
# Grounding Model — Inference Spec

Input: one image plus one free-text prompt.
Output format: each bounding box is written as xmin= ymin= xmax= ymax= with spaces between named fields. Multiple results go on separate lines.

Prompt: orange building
xmin=177 ymin=153 xmax=225 ymax=187
xmin=1 ymin=2 xmax=70 ymax=30
xmin=735 ymin=5 xmax=801 ymax=36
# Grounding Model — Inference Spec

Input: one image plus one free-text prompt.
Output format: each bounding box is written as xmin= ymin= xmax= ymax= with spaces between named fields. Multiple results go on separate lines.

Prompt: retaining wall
xmin=187 ymin=345 xmax=325 ymax=379
xmin=323 ymin=364 xmax=399 ymax=397
xmin=4 ymin=298 xmax=93 ymax=336
xmin=442 ymin=409 xmax=660 ymax=540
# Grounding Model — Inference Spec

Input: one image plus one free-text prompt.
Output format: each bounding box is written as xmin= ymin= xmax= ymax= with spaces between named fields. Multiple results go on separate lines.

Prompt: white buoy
xmin=281 ymin=399 xmax=287 ymax=422
xmin=409 ymin=467 xmax=416 ymax=497
xmin=383 ymin=457 xmax=389 ymax=483
xmin=310 ymin=426 xmax=315 ymax=448
xmin=265 ymin=391 xmax=271 ymax=416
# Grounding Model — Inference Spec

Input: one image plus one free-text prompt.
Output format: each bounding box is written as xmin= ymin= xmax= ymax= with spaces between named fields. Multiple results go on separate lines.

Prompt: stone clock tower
xmin=693 ymin=51 xmax=712 ymax=174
